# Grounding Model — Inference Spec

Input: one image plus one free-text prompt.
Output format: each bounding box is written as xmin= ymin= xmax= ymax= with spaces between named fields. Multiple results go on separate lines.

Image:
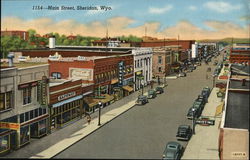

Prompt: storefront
xmin=50 ymin=95 xmax=83 ymax=131
xmin=0 ymin=129 xmax=16 ymax=156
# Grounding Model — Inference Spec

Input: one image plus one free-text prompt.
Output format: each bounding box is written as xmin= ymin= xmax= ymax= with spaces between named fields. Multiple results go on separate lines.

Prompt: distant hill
xmin=198 ymin=38 xmax=249 ymax=44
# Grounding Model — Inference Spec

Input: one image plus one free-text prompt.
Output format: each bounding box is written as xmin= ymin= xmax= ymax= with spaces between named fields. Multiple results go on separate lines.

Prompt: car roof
xmin=166 ymin=141 xmax=180 ymax=146
xmin=179 ymin=125 xmax=189 ymax=129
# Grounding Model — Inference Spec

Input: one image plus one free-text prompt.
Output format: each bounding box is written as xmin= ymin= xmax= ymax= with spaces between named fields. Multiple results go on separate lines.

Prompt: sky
xmin=1 ymin=0 xmax=250 ymax=40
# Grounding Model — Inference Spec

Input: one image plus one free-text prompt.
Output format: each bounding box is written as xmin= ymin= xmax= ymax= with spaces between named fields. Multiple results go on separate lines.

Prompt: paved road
xmin=55 ymin=57 xmax=219 ymax=159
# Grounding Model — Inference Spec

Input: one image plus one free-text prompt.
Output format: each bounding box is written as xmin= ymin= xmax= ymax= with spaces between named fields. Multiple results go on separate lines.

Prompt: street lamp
xmin=141 ymin=80 xmax=144 ymax=95
xmin=192 ymin=108 xmax=196 ymax=135
xmin=98 ymin=101 xmax=102 ymax=126
xmin=212 ymin=75 xmax=216 ymax=88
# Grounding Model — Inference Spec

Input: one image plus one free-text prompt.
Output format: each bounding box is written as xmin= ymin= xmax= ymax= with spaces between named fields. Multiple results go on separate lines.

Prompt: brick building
xmin=229 ymin=43 xmax=250 ymax=64
xmin=140 ymin=40 xmax=195 ymax=50
xmin=49 ymin=79 xmax=84 ymax=131
xmin=1 ymin=30 xmax=29 ymax=41
xmin=49 ymin=54 xmax=134 ymax=112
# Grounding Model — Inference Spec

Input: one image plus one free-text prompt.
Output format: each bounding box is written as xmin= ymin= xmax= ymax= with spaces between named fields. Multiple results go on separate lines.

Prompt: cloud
xmin=148 ymin=5 xmax=173 ymax=14
xmin=1 ymin=16 xmax=248 ymax=40
xmin=188 ymin=5 xmax=197 ymax=11
xmin=204 ymin=1 xmax=242 ymax=13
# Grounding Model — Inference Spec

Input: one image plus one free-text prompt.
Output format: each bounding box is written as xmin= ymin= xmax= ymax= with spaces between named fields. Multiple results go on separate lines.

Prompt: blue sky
xmin=1 ymin=0 xmax=249 ymax=39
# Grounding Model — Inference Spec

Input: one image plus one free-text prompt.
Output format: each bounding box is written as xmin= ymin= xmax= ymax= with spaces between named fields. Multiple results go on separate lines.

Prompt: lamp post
xmin=192 ymin=108 xmax=196 ymax=135
xmin=141 ymin=80 xmax=144 ymax=95
xmin=212 ymin=75 xmax=216 ymax=88
xmin=98 ymin=101 xmax=102 ymax=126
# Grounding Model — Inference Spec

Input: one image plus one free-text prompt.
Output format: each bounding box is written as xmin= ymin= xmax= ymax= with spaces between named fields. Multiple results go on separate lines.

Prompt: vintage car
xmin=136 ymin=95 xmax=149 ymax=105
xmin=155 ymin=86 xmax=164 ymax=94
xmin=176 ymin=125 xmax=193 ymax=141
xmin=147 ymin=89 xmax=157 ymax=99
xmin=195 ymin=95 xmax=206 ymax=108
xmin=178 ymin=72 xmax=187 ymax=77
xmin=162 ymin=141 xmax=184 ymax=160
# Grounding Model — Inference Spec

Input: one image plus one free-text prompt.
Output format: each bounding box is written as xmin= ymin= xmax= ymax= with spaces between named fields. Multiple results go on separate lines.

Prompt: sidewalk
xmin=182 ymin=87 xmax=222 ymax=160
xmin=5 ymin=85 xmax=153 ymax=159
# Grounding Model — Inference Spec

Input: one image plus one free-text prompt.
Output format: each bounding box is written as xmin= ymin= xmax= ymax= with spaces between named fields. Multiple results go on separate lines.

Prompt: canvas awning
xmin=52 ymin=95 xmax=83 ymax=108
xmin=122 ymin=85 xmax=133 ymax=92
xmin=111 ymin=79 xmax=118 ymax=84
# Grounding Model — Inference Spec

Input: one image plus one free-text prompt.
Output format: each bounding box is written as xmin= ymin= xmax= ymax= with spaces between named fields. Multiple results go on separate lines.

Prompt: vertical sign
xmin=38 ymin=76 xmax=48 ymax=108
xmin=118 ymin=61 xmax=124 ymax=86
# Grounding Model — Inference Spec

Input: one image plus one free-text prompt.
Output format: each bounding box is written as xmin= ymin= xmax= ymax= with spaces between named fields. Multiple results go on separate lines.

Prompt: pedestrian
xmin=86 ymin=114 xmax=91 ymax=125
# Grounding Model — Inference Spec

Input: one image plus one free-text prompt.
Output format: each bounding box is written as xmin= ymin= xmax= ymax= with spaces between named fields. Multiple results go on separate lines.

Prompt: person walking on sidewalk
xmin=86 ymin=114 xmax=91 ymax=125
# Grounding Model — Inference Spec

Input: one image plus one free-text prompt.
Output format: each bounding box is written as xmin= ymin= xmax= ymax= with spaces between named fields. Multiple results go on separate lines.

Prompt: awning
xmin=122 ymin=85 xmax=133 ymax=92
xmin=84 ymin=94 xmax=114 ymax=108
xmin=111 ymin=79 xmax=118 ymax=84
xmin=215 ymin=102 xmax=224 ymax=116
xmin=52 ymin=95 xmax=83 ymax=108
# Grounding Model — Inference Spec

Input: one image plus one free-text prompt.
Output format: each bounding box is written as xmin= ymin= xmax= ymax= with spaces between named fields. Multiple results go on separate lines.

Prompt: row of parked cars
xmin=213 ymin=62 xmax=223 ymax=77
xmin=186 ymin=87 xmax=211 ymax=120
xmin=135 ymin=86 xmax=164 ymax=105
xmin=162 ymin=87 xmax=212 ymax=160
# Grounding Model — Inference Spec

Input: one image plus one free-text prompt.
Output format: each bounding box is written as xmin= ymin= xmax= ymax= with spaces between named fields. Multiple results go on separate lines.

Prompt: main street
xmin=55 ymin=57 xmax=220 ymax=159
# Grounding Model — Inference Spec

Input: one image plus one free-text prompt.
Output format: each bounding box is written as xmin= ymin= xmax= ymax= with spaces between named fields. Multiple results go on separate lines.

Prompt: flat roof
xmin=229 ymin=79 xmax=250 ymax=90
xmin=231 ymin=64 xmax=250 ymax=76
xmin=224 ymin=92 xmax=249 ymax=129
xmin=0 ymin=62 xmax=47 ymax=68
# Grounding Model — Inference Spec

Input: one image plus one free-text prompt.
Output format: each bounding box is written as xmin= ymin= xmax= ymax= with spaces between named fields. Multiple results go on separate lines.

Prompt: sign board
xmin=58 ymin=91 xmax=76 ymax=101
xmin=0 ymin=122 xmax=20 ymax=130
xmin=118 ymin=61 xmax=125 ymax=86
xmin=69 ymin=68 xmax=93 ymax=81
xmin=37 ymin=76 xmax=48 ymax=107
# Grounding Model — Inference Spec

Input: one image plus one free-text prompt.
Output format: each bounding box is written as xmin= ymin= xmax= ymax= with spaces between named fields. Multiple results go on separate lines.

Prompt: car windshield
xmin=167 ymin=145 xmax=177 ymax=149
xmin=166 ymin=152 xmax=175 ymax=158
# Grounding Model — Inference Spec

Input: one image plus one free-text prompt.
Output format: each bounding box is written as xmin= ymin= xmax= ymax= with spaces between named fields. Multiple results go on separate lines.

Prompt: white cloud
xmin=204 ymin=1 xmax=242 ymax=13
xmin=188 ymin=5 xmax=197 ymax=11
xmin=149 ymin=5 xmax=173 ymax=14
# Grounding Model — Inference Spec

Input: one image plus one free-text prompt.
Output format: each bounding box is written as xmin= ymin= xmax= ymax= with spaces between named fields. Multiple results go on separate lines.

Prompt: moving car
xmin=136 ymin=95 xmax=148 ymax=105
xmin=178 ymin=72 xmax=186 ymax=77
xmin=147 ymin=89 xmax=157 ymax=99
xmin=176 ymin=125 xmax=192 ymax=141
xmin=155 ymin=86 xmax=164 ymax=94
xmin=162 ymin=141 xmax=184 ymax=160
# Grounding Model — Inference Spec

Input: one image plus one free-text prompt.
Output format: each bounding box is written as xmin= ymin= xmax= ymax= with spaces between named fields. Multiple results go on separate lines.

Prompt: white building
xmin=132 ymin=48 xmax=153 ymax=91
xmin=191 ymin=42 xmax=198 ymax=58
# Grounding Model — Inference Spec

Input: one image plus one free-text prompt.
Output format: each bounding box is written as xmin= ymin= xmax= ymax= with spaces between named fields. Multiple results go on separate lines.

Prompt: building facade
xmin=1 ymin=30 xmax=29 ymax=41
xmin=229 ymin=43 xmax=250 ymax=64
xmin=132 ymin=48 xmax=153 ymax=91
xmin=0 ymin=64 xmax=49 ymax=156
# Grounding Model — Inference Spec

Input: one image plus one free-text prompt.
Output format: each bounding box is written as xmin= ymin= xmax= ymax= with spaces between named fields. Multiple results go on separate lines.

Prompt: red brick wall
xmin=141 ymin=40 xmax=195 ymax=50
xmin=49 ymin=60 xmax=94 ymax=80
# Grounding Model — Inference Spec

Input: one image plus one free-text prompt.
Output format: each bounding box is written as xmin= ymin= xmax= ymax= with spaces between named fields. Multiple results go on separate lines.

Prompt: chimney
xmin=49 ymin=36 xmax=56 ymax=49
xmin=242 ymin=79 xmax=246 ymax=86
xmin=7 ymin=53 xmax=14 ymax=67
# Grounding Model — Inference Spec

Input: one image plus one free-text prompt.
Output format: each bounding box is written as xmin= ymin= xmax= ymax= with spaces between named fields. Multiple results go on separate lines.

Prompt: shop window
xmin=0 ymin=135 xmax=10 ymax=153
xmin=39 ymin=119 xmax=47 ymax=136
xmin=23 ymin=88 xmax=32 ymax=105
xmin=25 ymin=112 xmax=30 ymax=121
xmin=20 ymin=125 xmax=30 ymax=145
xmin=20 ymin=114 xmax=24 ymax=123
xmin=0 ymin=91 xmax=13 ymax=112
xmin=51 ymin=72 xmax=62 ymax=79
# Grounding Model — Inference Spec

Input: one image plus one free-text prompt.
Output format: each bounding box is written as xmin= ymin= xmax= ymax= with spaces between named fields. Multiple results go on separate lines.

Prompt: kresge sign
xmin=58 ymin=92 xmax=76 ymax=101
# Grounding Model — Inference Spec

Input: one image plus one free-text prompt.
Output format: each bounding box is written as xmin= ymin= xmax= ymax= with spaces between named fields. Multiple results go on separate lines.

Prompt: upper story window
xmin=158 ymin=56 xmax=162 ymax=64
xmin=140 ymin=59 xmax=143 ymax=67
xmin=158 ymin=67 xmax=162 ymax=72
xmin=51 ymin=72 xmax=62 ymax=79
xmin=0 ymin=91 xmax=13 ymax=112
xmin=137 ymin=60 xmax=140 ymax=68
xmin=23 ymin=88 xmax=32 ymax=105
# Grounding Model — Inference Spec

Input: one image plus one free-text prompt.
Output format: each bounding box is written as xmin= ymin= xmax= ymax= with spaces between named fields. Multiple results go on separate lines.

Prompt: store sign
xmin=58 ymin=92 xmax=76 ymax=101
xmin=18 ymin=81 xmax=38 ymax=90
xmin=37 ymin=76 xmax=48 ymax=107
xmin=69 ymin=68 xmax=93 ymax=81
xmin=118 ymin=61 xmax=125 ymax=86
xmin=0 ymin=122 xmax=20 ymax=130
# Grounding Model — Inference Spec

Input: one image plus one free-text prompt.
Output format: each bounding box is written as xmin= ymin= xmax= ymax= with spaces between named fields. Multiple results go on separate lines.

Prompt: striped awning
xmin=52 ymin=95 xmax=83 ymax=108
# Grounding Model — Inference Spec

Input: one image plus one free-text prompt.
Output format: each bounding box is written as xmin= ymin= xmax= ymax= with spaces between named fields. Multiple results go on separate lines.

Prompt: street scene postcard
xmin=0 ymin=0 xmax=249 ymax=159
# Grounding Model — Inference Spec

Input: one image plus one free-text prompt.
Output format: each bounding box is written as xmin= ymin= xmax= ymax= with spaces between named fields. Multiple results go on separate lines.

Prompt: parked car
xmin=136 ymin=95 xmax=148 ymax=105
xmin=178 ymin=72 xmax=186 ymax=77
xmin=195 ymin=95 xmax=206 ymax=106
xmin=162 ymin=141 xmax=184 ymax=160
xmin=147 ymin=89 xmax=157 ymax=99
xmin=176 ymin=125 xmax=193 ymax=141
xmin=155 ymin=86 xmax=164 ymax=94
xmin=193 ymin=100 xmax=204 ymax=113
xmin=186 ymin=105 xmax=202 ymax=120
xmin=201 ymin=87 xmax=211 ymax=103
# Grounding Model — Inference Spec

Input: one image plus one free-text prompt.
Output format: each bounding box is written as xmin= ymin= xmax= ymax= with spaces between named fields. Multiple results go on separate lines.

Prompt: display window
xmin=20 ymin=125 xmax=30 ymax=146
xmin=0 ymin=135 xmax=10 ymax=153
